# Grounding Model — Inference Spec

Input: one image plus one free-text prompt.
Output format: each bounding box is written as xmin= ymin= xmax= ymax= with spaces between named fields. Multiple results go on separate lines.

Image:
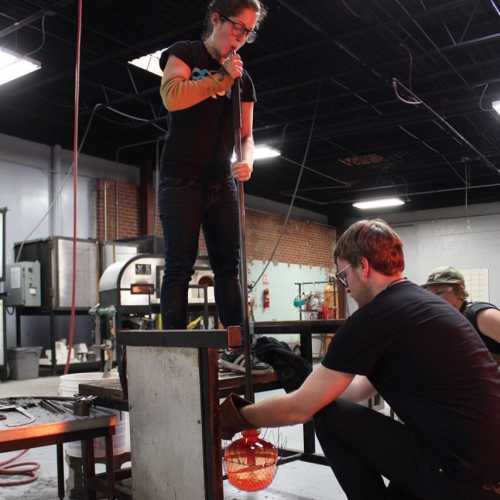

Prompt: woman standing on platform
xmin=158 ymin=0 xmax=270 ymax=373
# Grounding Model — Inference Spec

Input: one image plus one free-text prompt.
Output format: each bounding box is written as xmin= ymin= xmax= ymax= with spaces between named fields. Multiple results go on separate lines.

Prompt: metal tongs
xmin=0 ymin=405 xmax=37 ymax=427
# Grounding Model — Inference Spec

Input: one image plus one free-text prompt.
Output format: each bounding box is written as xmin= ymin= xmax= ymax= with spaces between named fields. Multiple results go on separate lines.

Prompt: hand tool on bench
xmin=0 ymin=405 xmax=37 ymax=426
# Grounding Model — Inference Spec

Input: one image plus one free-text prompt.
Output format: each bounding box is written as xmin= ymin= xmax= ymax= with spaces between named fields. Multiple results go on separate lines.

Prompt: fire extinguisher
xmin=263 ymin=288 xmax=270 ymax=309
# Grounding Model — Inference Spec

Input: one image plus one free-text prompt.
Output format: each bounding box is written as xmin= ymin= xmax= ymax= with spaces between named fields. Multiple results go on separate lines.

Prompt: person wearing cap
xmin=422 ymin=266 xmax=500 ymax=363
xmin=220 ymin=219 xmax=500 ymax=500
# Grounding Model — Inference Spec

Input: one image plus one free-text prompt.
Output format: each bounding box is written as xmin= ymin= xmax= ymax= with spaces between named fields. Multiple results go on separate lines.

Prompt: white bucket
xmin=59 ymin=372 xmax=130 ymax=458
xmin=311 ymin=334 xmax=323 ymax=358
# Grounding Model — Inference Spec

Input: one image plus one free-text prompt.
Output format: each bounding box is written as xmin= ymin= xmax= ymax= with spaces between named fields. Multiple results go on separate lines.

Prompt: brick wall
xmin=95 ymin=179 xmax=335 ymax=268
xmin=246 ymin=210 xmax=335 ymax=268
xmin=96 ymin=179 xmax=140 ymax=240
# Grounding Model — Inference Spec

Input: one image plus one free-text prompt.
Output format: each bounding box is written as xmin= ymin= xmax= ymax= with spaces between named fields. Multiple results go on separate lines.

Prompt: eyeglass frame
xmin=426 ymin=285 xmax=455 ymax=296
xmin=219 ymin=13 xmax=258 ymax=44
xmin=335 ymin=263 xmax=352 ymax=288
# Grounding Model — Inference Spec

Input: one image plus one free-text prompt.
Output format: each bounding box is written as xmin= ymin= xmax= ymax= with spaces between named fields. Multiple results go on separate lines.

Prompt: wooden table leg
xmin=105 ymin=431 xmax=115 ymax=499
xmin=82 ymin=438 xmax=97 ymax=500
xmin=56 ymin=443 xmax=65 ymax=500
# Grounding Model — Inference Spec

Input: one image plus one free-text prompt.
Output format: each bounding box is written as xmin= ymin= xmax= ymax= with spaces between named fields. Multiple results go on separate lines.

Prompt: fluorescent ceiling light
xmin=492 ymin=100 xmax=500 ymax=115
xmin=231 ymin=145 xmax=281 ymax=162
xmin=254 ymin=145 xmax=281 ymax=160
xmin=0 ymin=47 xmax=41 ymax=86
xmin=129 ymin=50 xmax=163 ymax=77
xmin=352 ymin=197 xmax=405 ymax=210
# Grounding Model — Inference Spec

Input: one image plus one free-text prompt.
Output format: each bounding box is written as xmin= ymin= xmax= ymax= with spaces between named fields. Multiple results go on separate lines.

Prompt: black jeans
xmin=159 ymin=176 xmax=242 ymax=330
xmin=314 ymin=399 xmax=499 ymax=500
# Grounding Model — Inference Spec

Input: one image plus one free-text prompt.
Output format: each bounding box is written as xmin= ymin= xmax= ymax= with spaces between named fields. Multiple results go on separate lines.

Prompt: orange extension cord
xmin=0 ymin=450 xmax=40 ymax=487
xmin=0 ymin=0 xmax=83 ymax=490
xmin=64 ymin=0 xmax=83 ymax=375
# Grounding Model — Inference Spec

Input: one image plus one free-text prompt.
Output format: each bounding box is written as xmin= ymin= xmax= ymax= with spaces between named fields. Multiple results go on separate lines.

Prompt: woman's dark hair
xmin=203 ymin=0 xmax=267 ymax=39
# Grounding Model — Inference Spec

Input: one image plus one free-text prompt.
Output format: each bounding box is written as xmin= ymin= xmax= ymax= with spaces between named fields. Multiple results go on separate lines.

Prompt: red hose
xmin=65 ymin=0 xmax=84 ymax=375
xmin=0 ymin=450 xmax=40 ymax=487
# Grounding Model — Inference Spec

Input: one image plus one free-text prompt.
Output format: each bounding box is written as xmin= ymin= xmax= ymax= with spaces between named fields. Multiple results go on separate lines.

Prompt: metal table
xmin=0 ymin=401 xmax=116 ymax=500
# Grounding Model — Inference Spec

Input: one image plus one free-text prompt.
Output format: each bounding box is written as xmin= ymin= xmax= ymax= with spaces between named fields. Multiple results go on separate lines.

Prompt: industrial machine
xmin=0 ymin=298 xmax=5 ymax=379
xmin=99 ymin=254 xmax=163 ymax=312
xmin=0 ymin=208 xmax=5 ymax=283
xmin=14 ymin=237 xmax=99 ymax=310
xmin=100 ymin=241 xmax=138 ymax=274
xmin=97 ymin=254 xmax=216 ymax=382
xmin=0 ymin=208 xmax=7 ymax=377
xmin=11 ymin=237 xmax=100 ymax=374
xmin=99 ymin=254 xmax=215 ymax=313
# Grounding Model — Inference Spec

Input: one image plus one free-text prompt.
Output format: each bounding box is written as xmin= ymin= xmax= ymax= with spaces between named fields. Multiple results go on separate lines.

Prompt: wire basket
xmin=223 ymin=429 xmax=278 ymax=492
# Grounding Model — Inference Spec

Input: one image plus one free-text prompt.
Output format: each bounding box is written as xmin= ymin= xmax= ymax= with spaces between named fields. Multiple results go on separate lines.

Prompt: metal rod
xmin=0 ymin=9 xmax=54 ymax=39
xmin=459 ymin=0 xmax=480 ymax=42
xmin=393 ymin=79 xmax=500 ymax=175
xmin=231 ymin=74 xmax=254 ymax=402
xmin=393 ymin=0 xmax=470 ymax=89
xmin=294 ymin=181 xmax=500 ymax=206
xmin=103 ymin=181 xmax=108 ymax=241
xmin=153 ymin=139 xmax=161 ymax=253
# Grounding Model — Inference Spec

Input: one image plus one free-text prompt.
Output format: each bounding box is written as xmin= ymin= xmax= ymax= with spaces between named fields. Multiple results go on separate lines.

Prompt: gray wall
xmin=345 ymin=202 xmax=500 ymax=313
xmin=389 ymin=205 xmax=500 ymax=306
xmin=0 ymin=132 xmax=139 ymax=349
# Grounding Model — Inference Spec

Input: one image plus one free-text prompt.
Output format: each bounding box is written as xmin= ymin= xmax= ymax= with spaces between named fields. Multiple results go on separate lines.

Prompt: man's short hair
xmin=334 ymin=219 xmax=405 ymax=275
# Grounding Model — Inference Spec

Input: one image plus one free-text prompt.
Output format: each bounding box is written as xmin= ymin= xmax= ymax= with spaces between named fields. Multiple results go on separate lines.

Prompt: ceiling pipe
xmin=290 ymin=182 xmax=500 ymax=207
xmin=393 ymin=78 xmax=500 ymax=175
xmin=280 ymin=155 xmax=351 ymax=186
xmin=392 ymin=0 xmax=471 ymax=90
xmin=271 ymin=1 xmax=476 ymax=186
xmin=276 ymin=0 xmax=389 ymax=85
xmin=0 ymin=9 xmax=55 ymax=39
xmin=336 ymin=0 xmax=474 ymax=45
xmin=0 ymin=19 xmax=201 ymax=99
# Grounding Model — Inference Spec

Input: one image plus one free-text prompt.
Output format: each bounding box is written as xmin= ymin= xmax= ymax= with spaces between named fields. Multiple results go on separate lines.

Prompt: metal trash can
xmin=7 ymin=347 xmax=42 ymax=380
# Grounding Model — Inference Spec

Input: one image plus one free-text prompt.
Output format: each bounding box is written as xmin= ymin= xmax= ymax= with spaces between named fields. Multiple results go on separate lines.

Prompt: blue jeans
xmin=159 ymin=176 xmax=243 ymax=330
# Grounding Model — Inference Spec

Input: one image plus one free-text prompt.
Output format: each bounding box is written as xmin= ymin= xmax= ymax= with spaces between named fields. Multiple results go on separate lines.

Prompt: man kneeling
xmin=220 ymin=219 xmax=500 ymax=500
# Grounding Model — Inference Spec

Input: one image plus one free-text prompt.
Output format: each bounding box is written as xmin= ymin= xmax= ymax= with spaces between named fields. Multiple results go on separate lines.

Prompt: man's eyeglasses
xmin=428 ymin=286 xmax=453 ymax=296
xmin=220 ymin=14 xmax=258 ymax=44
xmin=335 ymin=264 xmax=352 ymax=288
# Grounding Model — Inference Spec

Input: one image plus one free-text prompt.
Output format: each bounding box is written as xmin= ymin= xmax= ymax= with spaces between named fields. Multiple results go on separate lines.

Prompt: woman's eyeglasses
xmin=220 ymin=14 xmax=258 ymax=44
xmin=335 ymin=264 xmax=352 ymax=288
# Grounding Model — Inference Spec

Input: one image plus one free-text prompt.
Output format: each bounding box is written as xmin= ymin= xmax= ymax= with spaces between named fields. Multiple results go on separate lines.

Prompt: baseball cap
xmin=422 ymin=266 xmax=465 ymax=288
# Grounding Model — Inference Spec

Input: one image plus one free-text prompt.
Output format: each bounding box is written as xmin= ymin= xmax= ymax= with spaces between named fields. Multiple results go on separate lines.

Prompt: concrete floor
xmin=0 ymin=376 xmax=348 ymax=499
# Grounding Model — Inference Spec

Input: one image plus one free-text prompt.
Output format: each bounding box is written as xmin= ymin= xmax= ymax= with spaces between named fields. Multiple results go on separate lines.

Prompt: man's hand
xmin=231 ymin=160 xmax=253 ymax=182
xmin=219 ymin=393 xmax=254 ymax=440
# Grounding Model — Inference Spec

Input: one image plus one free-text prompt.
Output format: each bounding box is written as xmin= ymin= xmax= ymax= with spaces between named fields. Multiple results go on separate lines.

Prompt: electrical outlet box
xmin=5 ymin=261 xmax=41 ymax=307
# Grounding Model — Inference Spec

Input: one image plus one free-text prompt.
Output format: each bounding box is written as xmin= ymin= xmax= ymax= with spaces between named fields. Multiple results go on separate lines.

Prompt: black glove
xmin=219 ymin=393 xmax=254 ymax=440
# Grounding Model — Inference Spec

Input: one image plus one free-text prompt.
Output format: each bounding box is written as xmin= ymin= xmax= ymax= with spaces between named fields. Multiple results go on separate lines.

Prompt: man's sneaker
xmin=218 ymin=349 xmax=274 ymax=375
